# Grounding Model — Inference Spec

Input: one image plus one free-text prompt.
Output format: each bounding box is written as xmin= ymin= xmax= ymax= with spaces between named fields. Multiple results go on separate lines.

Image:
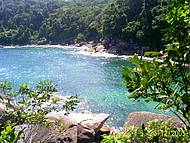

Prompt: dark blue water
xmin=0 ymin=47 xmax=160 ymax=127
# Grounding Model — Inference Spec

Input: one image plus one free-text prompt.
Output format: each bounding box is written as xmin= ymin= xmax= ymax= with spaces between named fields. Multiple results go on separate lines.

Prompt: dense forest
xmin=0 ymin=0 xmax=169 ymax=50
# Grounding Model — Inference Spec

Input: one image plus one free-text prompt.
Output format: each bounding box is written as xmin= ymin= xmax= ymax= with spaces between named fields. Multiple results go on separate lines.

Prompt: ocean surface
xmin=0 ymin=47 xmax=164 ymax=127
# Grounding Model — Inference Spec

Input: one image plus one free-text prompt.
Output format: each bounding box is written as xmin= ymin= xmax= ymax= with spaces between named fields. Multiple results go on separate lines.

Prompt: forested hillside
xmin=0 ymin=0 xmax=168 ymax=50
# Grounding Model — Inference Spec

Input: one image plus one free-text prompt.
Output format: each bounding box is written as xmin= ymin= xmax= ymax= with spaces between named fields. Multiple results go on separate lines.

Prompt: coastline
xmin=1 ymin=44 xmax=131 ymax=58
xmin=2 ymin=44 xmax=86 ymax=50
xmin=1 ymin=44 xmax=159 ymax=61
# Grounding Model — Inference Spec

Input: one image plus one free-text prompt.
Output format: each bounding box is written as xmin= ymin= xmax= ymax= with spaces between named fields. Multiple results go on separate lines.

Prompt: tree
xmin=0 ymin=0 xmax=168 ymax=49
xmin=122 ymin=0 xmax=190 ymax=128
xmin=102 ymin=120 xmax=190 ymax=143
xmin=0 ymin=80 xmax=78 ymax=141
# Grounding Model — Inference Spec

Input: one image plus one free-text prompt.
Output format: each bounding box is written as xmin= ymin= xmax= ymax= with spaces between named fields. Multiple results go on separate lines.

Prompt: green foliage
xmin=122 ymin=0 xmax=190 ymax=128
xmin=102 ymin=120 xmax=190 ymax=143
xmin=164 ymin=0 xmax=190 ymax=46
xmin=63 ymin=95 xmax=79 ymax=115
xmin=144 ymin=51 xmax=161 ymax=57
xmin=101 ymin=0 xmax=168 ymax=50
xmin=0 ymin=80 xmax=78 ymax=142
xmin=104 ymin=1 xmax=190 ymax=142
xmin=0 ymin=0 xmax=63 ymax=45
xmin=0 ymin=0 xmax=169 ymax=50
xmin=0 ymin=80 xmax=78 ymax=125
xmin=0 ymin=123 xmax=23 ymax=143
xmin=76 ymin=33 xmax=86 ymax=42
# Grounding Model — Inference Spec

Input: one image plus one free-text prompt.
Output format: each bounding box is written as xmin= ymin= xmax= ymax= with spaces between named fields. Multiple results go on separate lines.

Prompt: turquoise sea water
xmin=0 ymin=47 xmax=162 ymax=127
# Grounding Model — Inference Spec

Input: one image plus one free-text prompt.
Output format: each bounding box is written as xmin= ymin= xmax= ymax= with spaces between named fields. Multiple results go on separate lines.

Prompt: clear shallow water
xmin=0 ymin=47 xmax=162 ymax=127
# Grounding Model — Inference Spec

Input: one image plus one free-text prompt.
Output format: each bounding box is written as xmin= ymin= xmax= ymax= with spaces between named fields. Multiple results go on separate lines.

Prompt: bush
xmin=122 ymin=0 xmax=190 ymax=128
xmin=102 ymin=1 xmax=190 ymax=142
xmin=0 ymin=123 xmax=23 ymax=143
xmin=76 ymin=33 xmax=86 ymax=42
xmin=102 ymin=120 xmax=190 ymax=143
xmin=0 ymin=80 xmax=78 ymax=142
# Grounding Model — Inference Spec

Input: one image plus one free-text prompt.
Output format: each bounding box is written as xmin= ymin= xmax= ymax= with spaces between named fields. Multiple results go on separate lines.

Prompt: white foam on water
xmin=2 ymin=46 xmax=18 ymax=48
xmin=2 ymin=44 xmax=156 ymax=61
xmin=3 ymin=45 xmax=74 ymax=48
xmin=76 ymin=50 xmax=132 ymax=59
xmin=3 ymin=44 xmax=87 ymax=49
xmin=0 ymin=68 xmax=7 ymax=76
xmin=0 ymin=68 xmax=6 ymax=72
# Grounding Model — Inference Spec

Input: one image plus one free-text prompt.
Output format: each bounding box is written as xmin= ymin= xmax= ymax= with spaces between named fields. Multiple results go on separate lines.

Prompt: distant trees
xmin=0 ymin=0 xmax=63 ymax=45
xmin=0 ymin=0 xmax=169 ymax=50
xmin=101 ymin=0 xmax=168 ymax=50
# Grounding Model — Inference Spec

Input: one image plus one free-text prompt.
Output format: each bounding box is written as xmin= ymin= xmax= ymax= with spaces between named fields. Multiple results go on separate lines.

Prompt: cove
xmin=0 ymin=47 xmax=161 ymax=127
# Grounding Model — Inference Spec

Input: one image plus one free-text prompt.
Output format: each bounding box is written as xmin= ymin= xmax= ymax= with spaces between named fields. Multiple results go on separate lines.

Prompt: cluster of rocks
xmin=74 ymin=41 xmax=107 ymax=54
xmin=16 ymin=111 xmax=112 ymax=143
xmin=0 ymin=95 xmax=114 ymax=143
xmin=1 ymin=37 xmax=148 ymax=56
xmin=0 ymin=94 xmax=184 ymax=143
xmin=15 ymin=111 xmax=183 ymax=143
xmin=84 ymin=42 xmax=107 ymax=53
xmin=73 ymin=38 xmax=148 ymax=56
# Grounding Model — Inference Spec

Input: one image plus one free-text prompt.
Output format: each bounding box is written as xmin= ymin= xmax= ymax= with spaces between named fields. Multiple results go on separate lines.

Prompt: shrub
xmin=0 ymin=80 xmax=78 ymax=142
xmin=76 ymin=33 xmax=86 ymax=42
xmin=0 ymin=123 xmax=23 ymax=143
xmin=102 ymin=1 xmax=190 ymax=142
xmin=102 ymin=120 xmax=190 ymax=143
xmin=122 ymin=0 xmax=190 ymax=128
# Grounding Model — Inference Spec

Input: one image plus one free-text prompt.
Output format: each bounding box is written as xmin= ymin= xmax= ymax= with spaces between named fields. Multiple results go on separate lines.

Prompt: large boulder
xmin=16 ymin=124 xmax=63 ymax=143
xmin=46 ymin=111 xmax=110 ymax=133
xmin=125 ymin=112 xmax=184 ymax=128
xmin=16 ymin=111 xmax=109 ymax=143
xmin=95 ymin=45 xmax=105 ymax=53
xmin=16 ymin=123 xmax=95 ymax=143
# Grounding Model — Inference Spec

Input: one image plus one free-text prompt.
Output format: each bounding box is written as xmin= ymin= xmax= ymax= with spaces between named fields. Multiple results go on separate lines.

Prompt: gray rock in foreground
xmin=16 ymin=124 xmax=95 ymax=143
xmin=0 ymin=101 xmax=10 ymax=124
xmin=16 ymin=111 xmax=110 ymax=143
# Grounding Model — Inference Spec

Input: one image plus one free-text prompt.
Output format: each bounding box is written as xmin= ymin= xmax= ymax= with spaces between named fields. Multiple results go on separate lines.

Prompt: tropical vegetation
xmin=102 ymin=0 xmax=190 ymax=142
xmin=0 ymin=80 xmax=78 ymax=142
xmin=1 ymin=0 xmax=168 ymax=51
xmin=1 ymin=0 xmax=190 ymax=142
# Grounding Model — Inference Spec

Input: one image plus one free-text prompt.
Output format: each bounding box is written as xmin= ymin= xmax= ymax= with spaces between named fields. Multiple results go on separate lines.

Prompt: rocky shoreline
xmin=1 ymin=42 xmax=154 ymax=62
xmin=0 ymin=93 xmax=184 ymax=143
xmin=0 ymin=38 xmax=148 ymax=56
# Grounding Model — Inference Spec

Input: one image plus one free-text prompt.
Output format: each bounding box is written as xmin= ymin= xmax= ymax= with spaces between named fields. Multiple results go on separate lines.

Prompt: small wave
xmin=76 ymin=50 xmax=132 ymax=59
xmin=76 ymin=50 xmax=116 ymax=58
xmin=0 ymin=68 xmax=6 ymax=71
xmin=3 ymin=44 xmax=87 ymax=49
xmin=3 ymin=45 xmax=68 ymax=49
xmin=2 ymin=46 xmax=19 ymax=48
xmin=0 ymin=68 xmax=7 ymax=76
xmin=2 ymin=44 xmax=133 ymax=59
